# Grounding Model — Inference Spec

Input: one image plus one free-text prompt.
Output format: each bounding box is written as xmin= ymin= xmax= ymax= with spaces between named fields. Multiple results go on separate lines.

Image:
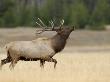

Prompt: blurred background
xmin=0 ymin=0 xmax=110 ymax=30
xmin=0 ymin=0 xmax=110 ymax=47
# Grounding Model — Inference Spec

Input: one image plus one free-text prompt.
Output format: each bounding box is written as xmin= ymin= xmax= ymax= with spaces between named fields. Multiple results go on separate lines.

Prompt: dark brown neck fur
xmin=51 ymin=34 xmax=69 ymax=53
xmin=50 ymin=26 xmax=74 ymax=53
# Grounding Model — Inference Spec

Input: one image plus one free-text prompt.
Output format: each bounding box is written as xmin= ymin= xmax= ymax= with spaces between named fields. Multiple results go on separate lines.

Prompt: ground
xmin=0 ymin=28 xmax=110 ymax=82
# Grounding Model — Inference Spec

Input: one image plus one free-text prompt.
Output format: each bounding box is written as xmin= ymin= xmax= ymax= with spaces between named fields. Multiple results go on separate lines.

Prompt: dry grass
xmin=0 ymin=50 xmax=110 ymax=82
xmin=0 ymin=28 xmax=110 ymax=82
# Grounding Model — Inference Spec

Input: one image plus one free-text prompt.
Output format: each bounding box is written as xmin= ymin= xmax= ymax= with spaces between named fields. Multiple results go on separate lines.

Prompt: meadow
xmin=0 ymin=28 xmax=110 ymax=82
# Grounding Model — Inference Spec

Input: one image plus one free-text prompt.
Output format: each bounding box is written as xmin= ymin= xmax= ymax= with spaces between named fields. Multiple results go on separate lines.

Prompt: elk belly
xmin=17 ymin=44 xmax=55 ymax=59
xmin=8 ymin=41 xmax=55 ymax=59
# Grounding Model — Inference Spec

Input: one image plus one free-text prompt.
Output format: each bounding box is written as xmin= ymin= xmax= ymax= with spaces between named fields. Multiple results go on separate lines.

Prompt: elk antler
xmin=36 ymin=18 xmax=48 ymax=28
xmin=59 ymin=19 xmax=64 ymax=29
xmin=36 ymin=18 xmax=64 ymax=34
xmin=36 ymin=28 xmax=53 ymax=34
xmin=37 ymin=18 xmax=47 ymax=28
xmin=36 ymin=18 xmax=48 ymax=34
xmin=36 ymin=18 xmax=55 ymax=34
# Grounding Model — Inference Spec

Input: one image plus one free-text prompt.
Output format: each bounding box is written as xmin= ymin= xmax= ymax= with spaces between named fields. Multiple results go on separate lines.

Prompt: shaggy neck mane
xmin=51 ymin=34 xmax=68 ymax=53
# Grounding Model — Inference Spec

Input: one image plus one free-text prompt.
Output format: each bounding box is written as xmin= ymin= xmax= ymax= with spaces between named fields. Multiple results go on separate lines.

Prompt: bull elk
xmin=0 ymin=18 xmax=75 ymax=70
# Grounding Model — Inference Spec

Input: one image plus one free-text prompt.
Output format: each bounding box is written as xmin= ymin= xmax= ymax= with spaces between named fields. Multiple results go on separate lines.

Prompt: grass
xmin=0 ymin=28 xmax=110 ymax=82
xmin=0 ymin=51 xmax=110 ymax=82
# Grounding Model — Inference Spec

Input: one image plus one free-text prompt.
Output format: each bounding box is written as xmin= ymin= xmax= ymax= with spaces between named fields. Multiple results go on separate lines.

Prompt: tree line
xmin=0 ymin=0 xmax=110 ymax=30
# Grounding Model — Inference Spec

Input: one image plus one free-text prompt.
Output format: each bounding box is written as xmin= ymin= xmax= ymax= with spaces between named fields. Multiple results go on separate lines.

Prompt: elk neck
xmin=51 ymin=33 xmax=70 ymax=53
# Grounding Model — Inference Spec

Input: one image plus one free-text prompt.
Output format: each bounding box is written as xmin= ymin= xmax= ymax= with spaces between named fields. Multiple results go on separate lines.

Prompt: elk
xmin=0 ymin=18 xmax=75 ymax=70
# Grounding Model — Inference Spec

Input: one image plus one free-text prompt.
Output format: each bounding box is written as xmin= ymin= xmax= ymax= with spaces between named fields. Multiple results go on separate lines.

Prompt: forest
xmin=0 ymin=0 xmax=110 ymax=30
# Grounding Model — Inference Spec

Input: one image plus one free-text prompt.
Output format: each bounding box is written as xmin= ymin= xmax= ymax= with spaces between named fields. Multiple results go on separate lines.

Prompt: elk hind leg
xmin=0 ymin=56 xmax=11 ymax=69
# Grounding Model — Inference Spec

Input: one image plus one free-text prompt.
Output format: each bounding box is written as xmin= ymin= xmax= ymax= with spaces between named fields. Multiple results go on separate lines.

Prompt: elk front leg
xmin=9 ymin=58 xmax=19 ymax=70
xmin=47 ymin=58 xmax=57 ymax=68
xmin=40 ymin=59 xmax=45 ymax=68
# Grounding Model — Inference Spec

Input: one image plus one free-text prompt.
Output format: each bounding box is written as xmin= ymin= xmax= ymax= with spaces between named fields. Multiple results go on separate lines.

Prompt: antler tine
xmin=36 ymin=28 xmax=53 ymax=34
xmin=36 ymin=21 xmax=43 ymax=28
xmin=36 ymin=19 xmax=45 ymax=34
xmin=36 ymin=18 xmax=56 ymax=34
xmin=38 ymin=18 xmax=47 ymax=28
xmin=60 ymin=19 xmax=64 ymax=26
xmin=59 ymin=19 xmax=64 ymax=29
xmin=36 ymin=30 xmax=45 ymax=34
xmin=49 ymin=20 xmax=54 ymax=30
xmin=49 ymin=21 xmax=52 ymax=27
xmin=51 ymin=20 xmax=54 ymax=30
xmin=36 ymin=18 xmax=48 ymax=34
